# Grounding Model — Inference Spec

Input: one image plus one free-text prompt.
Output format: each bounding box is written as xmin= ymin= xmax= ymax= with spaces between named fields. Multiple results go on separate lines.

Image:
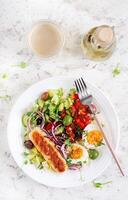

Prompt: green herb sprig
xmin=12 ymin=61 xmax=28 ymax=69
xmin=0 ymin=95 xmax=11 ymax=100
xmin=66 ymin=158 xmax=72 ymax=166
xmin=112 ymin=66 xmax=121 ymax=77
xmin=2 ymin=73 xmax=9 ymax=80
xmin=93 ymin=181 xmax=112 ymax=188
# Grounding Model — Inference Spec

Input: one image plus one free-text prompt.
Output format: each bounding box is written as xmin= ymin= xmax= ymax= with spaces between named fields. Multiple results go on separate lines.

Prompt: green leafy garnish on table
xmin=93 ymin=181 xmax=112 ymax=188
xmin=2 ymin=73 xmax=8 ymax=80
xmin=18 ymin=61 xmax=28 ymax=68
xmin=12 ymin=61 xmax=28 ymax=69
xmin=0 ymin=95 xmax=11 ymax=100
xmin=112 ymin=66 xmax=121 ymax=77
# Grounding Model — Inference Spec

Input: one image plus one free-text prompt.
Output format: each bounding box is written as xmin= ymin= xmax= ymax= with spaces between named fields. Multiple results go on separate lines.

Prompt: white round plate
xmin=7 ymin=77 xmax=120 ymax=188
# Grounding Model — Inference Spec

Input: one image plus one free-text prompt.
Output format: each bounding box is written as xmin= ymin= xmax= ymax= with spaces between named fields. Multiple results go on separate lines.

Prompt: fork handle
xmin=93 ymin=115 xmax=125 ymax=176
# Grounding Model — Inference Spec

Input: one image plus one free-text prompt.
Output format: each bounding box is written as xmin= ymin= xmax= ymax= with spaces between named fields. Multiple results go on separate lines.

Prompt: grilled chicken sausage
xmin=29 ymin=128 xmax=68 ymax=172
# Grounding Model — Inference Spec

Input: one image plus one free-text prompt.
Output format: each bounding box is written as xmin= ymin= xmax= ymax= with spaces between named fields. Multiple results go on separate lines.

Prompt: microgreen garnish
xmin=0 ymin=95 xmax=11 ymax=100
xmin=23 ymin=152 xmax=29 ymax=156
xmin=83 ymin=160 xmax=86 ymax=164
xmin=112 ymin=66 xmax=121 ymax=77
xmin=24 ymin=160 xmax=28 ymax=165
xmin=77 ymin=161 xmax=82 ymax=166
xmin=65 ymin=138 xmax=72 ymax=147
xmin=37 ymin=163 xmax=44 ymax=169
xmin=2 ymin=73 xmax=8 ymax=80
xmin=12 ymin=61 xmax=28 ymax=69
xmin=66 ymin=158 xmax=72 ymax=166
xmin=93 ymin=181 xmax=112 ymax=188
xmin=94 ymin=141 xmax=105 ymax=147
xmin=18 ymin=61 xmax=28 ymax=68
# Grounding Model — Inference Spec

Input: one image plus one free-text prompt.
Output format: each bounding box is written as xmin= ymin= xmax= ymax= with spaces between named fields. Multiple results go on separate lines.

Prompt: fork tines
xmin=74 ymin=77 xmax=88 ymax=98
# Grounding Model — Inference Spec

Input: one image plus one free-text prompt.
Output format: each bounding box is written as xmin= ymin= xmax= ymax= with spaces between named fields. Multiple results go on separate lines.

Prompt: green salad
xmin=22 ymin=88 xmax=103 ymax=171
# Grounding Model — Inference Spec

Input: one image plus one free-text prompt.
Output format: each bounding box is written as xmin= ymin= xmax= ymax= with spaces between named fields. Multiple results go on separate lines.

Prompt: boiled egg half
xmin=83 ymin=123 xmax=103 ymax=148
xmin=68 ymin=144 xmax=89 ymax=165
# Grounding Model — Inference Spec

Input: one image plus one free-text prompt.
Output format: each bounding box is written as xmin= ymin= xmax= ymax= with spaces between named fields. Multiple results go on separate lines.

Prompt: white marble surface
xmin=0 ymin=0 xmax=128 ymax=199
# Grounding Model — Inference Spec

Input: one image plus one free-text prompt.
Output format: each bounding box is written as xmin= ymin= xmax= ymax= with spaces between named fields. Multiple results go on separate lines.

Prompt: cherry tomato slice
xmin=44 ymin=123 xmax=52 ymax=132
xmin=60 ymin=110 xmax=66 ymax=119
xmin=74 ymin=100 xmax=82 ymax=109
xmin=72 ymin=93 xmax=79 ymax=100
xmin=66 ymin=125 xmax=75 ymax=141
xmin=70 ymin=105 xmax=76 ymax=117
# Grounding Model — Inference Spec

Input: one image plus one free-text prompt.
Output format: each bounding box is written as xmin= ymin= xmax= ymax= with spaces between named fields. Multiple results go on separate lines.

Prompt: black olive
xmin=24 ymin=140 xmax=34 ymax=149
xmin=36 ymin=117 xmax=43 ymax=125
xmin=75 ymin=131 xmax=82 ymax=140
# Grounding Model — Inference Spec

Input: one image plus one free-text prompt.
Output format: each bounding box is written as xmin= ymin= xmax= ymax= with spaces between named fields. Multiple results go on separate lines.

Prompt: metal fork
xmin=74 ymin=77 xmax=124 ymax=176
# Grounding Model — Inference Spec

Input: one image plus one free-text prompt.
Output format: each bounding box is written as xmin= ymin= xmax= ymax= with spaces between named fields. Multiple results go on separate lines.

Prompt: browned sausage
xmin=29 ymin=128 xmax=68 ymax=172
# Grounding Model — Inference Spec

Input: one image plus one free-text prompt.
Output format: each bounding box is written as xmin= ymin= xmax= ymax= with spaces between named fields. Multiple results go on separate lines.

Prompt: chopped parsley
xmin=93 ymin=181 xmax=112 ymax=188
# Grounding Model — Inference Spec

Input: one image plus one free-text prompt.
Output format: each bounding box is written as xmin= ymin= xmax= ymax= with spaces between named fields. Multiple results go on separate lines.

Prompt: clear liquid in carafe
xmin=81 ymin=25 xmax=116 ymax=61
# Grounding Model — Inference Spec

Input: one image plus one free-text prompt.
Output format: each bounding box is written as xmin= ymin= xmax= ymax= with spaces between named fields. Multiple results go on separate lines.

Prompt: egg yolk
xmin=69 ymin=145 xmax=83 ymax=159
xmin=87 ymin=130 xmax=103 ymax=145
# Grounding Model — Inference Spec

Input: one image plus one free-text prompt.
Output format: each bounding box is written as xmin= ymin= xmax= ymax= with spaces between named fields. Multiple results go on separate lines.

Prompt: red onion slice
xmin=54 ymin=124 xmax=61 ymax=135
xmin=51 ymin=122 xmax=58 ymax=142
xmin=60 ymin=144 xmax=67 ymax=159
xmin=36 ymin=111 xmax=45 ymax=121
xmin=27 ymin=117 xmax=32 ymax=132
xmin=69 ymin=163 xmax=82 ymax=170
xmin=40 ymin=123 xmax=45 ymax=130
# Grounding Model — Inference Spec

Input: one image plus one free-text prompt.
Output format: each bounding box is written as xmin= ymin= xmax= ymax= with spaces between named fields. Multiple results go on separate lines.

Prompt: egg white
xmin=83 ymin=122 xmax=100 ymax=149
xmin=69 ymin=144 xmax=89 ymax=165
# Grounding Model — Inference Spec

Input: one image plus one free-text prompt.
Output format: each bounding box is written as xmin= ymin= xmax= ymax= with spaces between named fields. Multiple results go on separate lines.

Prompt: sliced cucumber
xmin=22 ymin=114 xmax=28 ymax=127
